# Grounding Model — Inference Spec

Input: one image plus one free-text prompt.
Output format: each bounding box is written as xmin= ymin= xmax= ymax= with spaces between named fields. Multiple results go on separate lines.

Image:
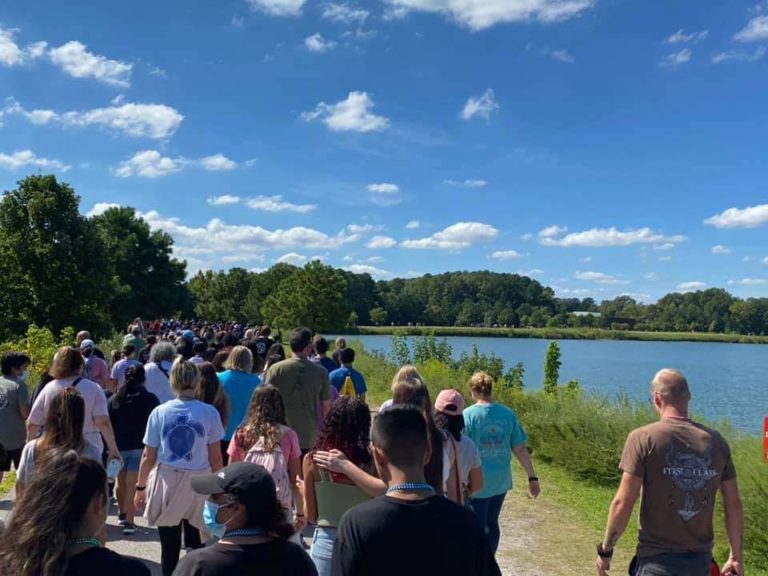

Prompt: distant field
xmin=353 ymin=326 xmax=768 ymax=344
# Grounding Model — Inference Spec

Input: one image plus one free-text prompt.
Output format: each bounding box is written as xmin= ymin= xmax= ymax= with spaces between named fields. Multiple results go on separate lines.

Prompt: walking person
xmin=173 ymin=462 xmax=317 ymax=576
xmin=144 ymin=341 xmax=177 ymax=404
xmin=331 ymin=406 xmax=501 ymax=576
xmin=111 ymin=344 xmax=142 ymax=389
xmin=0 ymin=449 xmax=150 ymax=576
xmin=219 ymin=346 xmax=261 ymax=465
xmin=134 ymin=357 xmax=225 ymax=576
xmin=312 ymin=336 xmax=338 ymax=373
xmin=0 ymin=352 xmax=31 ymax=485
xmin=303 ymin=396 xmax=373 ymax=576
xmin=80 ymin=339 xmax=111 ymax=391
xmin=463 ymin=370 xmax=540 ymax=555
xmin=27 ymin=346 xmax=121 ymax=463
xmin=108 ymin=364 xmax=160 ymax=535
xmin=264 ymin=328 xmax=331 ymax=456
xmin=329 ymin=348 xmax=367 ymax=402
xmin=596 ymin=369 xmax=744 ymax=576
xmin=378 ymin=365 xmax=423 ymax=414
xmin=196 ymin=362 xmax=230 ymax=432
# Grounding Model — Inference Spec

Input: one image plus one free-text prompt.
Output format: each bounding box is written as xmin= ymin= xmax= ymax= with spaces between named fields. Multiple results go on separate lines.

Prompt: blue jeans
xmin=310 ymin=526 xmax=337 ymax=576
xmin=471 ymin=493 xmax=506 ymax=555
xmin=630 ymin=553 xmax=712 ymax=576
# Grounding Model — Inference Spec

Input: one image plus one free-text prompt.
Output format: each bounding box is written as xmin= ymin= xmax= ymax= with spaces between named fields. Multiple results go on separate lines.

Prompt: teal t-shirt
xmin=463 ymin=402 xmax=528 ymax=499
xmin=219 ymin=370 xmax=261 ymax=440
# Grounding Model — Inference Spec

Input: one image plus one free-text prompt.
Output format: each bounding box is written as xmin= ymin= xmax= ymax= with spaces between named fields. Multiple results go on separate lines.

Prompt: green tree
xmin=261 ymin=261 xmax=349 ymax=331
xmin=543 ymin=341 xmax=561 ymax=394
xmin=369 ymin=306 xmax=388 ymax=326
xmin=503 ymin=362 xmax=525 ymax=391
xmin=0 ymin=175 xmax=113 ymax=337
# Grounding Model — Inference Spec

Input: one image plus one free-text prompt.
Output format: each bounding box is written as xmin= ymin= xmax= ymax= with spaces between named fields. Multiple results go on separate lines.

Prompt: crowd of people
xmin=0 ymin=318 xmax=746 ymax=576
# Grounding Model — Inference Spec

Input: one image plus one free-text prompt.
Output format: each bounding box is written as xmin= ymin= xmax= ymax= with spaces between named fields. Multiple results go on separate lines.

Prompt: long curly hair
xmin=241 ymin=386 xmax=287 ymax=452
xmin=314 ymin=396 xmax=372 ymax=469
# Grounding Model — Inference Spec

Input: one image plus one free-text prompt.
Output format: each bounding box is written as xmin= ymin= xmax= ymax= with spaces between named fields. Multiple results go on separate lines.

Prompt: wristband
xmin=135 ymin=485 xmax=146 ymax=492
xmin=596 ymin=544 xmax=613 ymax=559
xmin=528 ymin=477 xmax=538 ymax=482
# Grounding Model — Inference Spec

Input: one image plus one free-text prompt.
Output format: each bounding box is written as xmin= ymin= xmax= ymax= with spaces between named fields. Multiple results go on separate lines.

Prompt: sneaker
xmin=122 ymin=522 xmax=137 ymax=535
xmin=118 ymin=513 xmax=127 ymax=527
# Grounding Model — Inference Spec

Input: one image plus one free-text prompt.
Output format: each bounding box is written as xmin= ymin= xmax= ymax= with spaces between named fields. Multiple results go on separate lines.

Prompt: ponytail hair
xmin=0 ymin=449 xmax=107 ymax=576
xmin=112 ymin=364 xmax=146 ymax=409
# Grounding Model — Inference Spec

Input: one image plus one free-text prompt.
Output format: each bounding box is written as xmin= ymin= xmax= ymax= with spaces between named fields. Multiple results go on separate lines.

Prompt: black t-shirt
xmin=174 ymin=540 xmax=317 ymax=576
xmin=254 ymin=337 xmax=274 ymax=359
xmin=108 ymin=389 xmax=160 ymax=451
xmin=65 ymin=546 xmax=150 ymax=576
xmin=332 ymin=495 xmax=500 ymax=576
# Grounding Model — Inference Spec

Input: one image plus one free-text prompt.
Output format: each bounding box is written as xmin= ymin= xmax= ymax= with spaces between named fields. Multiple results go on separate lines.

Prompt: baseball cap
xmin=435 ymin=389 xmax=465 ymax=416
xmin=181 ymin=330 xmax=195 ymax=343
xmin=79 ymin=339 xmax=95 ymax=351
xmin=191 ymin=462 xmax=277 ymax=513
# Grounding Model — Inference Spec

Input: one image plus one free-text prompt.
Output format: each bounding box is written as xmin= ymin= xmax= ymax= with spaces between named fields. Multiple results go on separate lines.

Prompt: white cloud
xmin=521 ymin=233 xmax=534 ymax=241
xmin=517 ymin=268 xmax=544 ymax=277
xmin=712 ymin=245 xmax=732 ymax=255
xmin=580 ymin=256 xmax=592 ymax=262
xmin=712 ymin=46 xmax=766 ymax=63
xmin=620 ymin=292 xmax=653 ymax=303
xmin=677 ymin=281 xmax=707 ymax=291
xmin=491 ymin=250 xmax=522 ymax=261
xmin=344 ymin=264 xmax=393 ymax=279
xmin=574 ymin=271 xmax=628 ymax=285
xmin=539 ymin=225 xmax=686 ymax=248
xmin=0 ymin=149 xmax=70 ymax=172
xmin=642 ymin=272 xmax=658 ymax=280
xmin=406 ymin=220 xmax=420 ymax=229
xmin=461 ymin=89 xmax=499 ymax=121
xmin=666 ymin=29 xmax=709 ymax=44
xmin=347 ymin=224 xmax=380 ymax=234
xmin=116 ymin=150 xmax=183 ymax=178
xmin=367 ymin=183 xmax=399 ymax=194
xmin=304 ymin=33 xmax=337 ymax=52
xmin=2 ymin=98 xmax=183 ymax=139
xmin=247 ymin=0 xmax=306 ymax=16
xmin=762 ymin=256 xmax=768 ymax=265
xmin=659 ymin=256 xmax=673 ymax=262
xmin=444 ymin=179 xmax=488 ymax=188
xmin=367 ymin=235 xmax=397 ymax=249
xmin=735 ymin=15 xmax=768 ymax=42
xmin=48 ymin=41 xmax=132 ymax=87
xmin=367 ymin=256 xmax=385 ymax=263
xmin=232 ymin=15 xmax=246 ymax=28
xmin=0 ymin=28 xmax=47 ymax=66
xmin=207 ymin=195 xmax=241 ymax=206
xmin=402 ymin=221 xmax=498 ymax=251
xmin=704 ymin=204 xmax=768 ymax=228
xmin=322 ymin=3 xmax=369 ymax=24
xmin=381 ymin=0 xmax=595 ymax=31
xmin=728 ymin=278 xmax=767 ymax=286
xmin=550 ymin=49 xmax=575 ymax=63
xmin=200 ymin=154 xmax=238 ymax=171
xmin=275 ymin=252 xmax=308 ymax=265
xmin=246 ymin=195 xmax=317 ymax=213
xmin=660 ymin=48 xmax=692 ymax=67
xmin=301 ymin=91 xmax=390 ymax=132
xmin=86 ymin=202 xmax=121 ymax=217
xmin=653 ymin=243 xmax=676 ymax=251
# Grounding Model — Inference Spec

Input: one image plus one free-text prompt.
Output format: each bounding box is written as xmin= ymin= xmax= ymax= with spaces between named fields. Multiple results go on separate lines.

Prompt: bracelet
xmin=296 ymin=514 xmax=305 ymax=517
xmin=528 ymin=477 xmax=539 ymax=482
xmin=135 ymin=485 xmax=146 ymax=492
xmin=596 ymin=544 xmax=613 ymax=559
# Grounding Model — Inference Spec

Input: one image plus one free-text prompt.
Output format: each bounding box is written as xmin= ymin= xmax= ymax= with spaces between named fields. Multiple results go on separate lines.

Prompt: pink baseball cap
xmin=435 ymin=389 xmax=465 ymax=416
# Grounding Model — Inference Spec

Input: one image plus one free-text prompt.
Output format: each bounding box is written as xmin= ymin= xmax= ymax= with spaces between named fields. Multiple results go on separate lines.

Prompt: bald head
xmin=651 ymin=369 xmax=691 ymax=406
xmin=76 ymin=331 xmax=91 ymax=345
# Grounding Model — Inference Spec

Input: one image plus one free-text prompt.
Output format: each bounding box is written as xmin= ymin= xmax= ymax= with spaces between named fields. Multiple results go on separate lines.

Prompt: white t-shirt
xmin=379 ymin=399 xmax=394 ymax=413
xmin=143 ymin=398 xmax=224 ymax=470
xmin=442 ymin=433 xmax=482 ymax=493
xmin=17 ymin=439 xmax=99 ymax=483
xmin=27 ymin=376 xmax=108 ymax=456
xmin=111 ymin=358 xmax=142 ymax=388
xmin=144 ymin=361 xmax=174 ymax=404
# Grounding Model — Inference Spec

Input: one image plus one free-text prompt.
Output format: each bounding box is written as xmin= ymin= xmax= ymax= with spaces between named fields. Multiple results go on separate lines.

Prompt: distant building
xmin=571 ymin=311 xmax=602 ymax=318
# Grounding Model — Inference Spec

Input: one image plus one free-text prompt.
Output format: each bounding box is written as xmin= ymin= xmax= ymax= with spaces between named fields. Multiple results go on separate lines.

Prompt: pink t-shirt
xmin=227 ymin=424 xmax=302 ymax=463
xmin=84 ymin=356 xmax=111 ymax=389
xmin=27 ymin=376 xmax=109 ymax=455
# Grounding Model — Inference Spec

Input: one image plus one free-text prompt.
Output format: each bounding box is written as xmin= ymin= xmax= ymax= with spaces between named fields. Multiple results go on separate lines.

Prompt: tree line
xmin=1 ymin=175 xmax=767 ymax=338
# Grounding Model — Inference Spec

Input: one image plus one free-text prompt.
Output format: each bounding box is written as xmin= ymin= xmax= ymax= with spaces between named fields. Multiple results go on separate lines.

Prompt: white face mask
xmin=19 ymin=371 xmax=29 ymax=382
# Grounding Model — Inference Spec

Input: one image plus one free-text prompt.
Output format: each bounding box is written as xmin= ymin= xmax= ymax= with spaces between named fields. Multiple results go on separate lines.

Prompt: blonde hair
xmin=469 ymin=371 xmax=493 ymax=397
xmin=651 ymin=369 xmax=691 ymax=404
xmin=49 ymin=347 xmax=84 ymax=379
xmin=171 ymin=356 xmax=199 ymax=395
xmin=225 ymin=346 xmax=254 ymax=373
xmin=391 ymin=365 xmax=423 ymax=392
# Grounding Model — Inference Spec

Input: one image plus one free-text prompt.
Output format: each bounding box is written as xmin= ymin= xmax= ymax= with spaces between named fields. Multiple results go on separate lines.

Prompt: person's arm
xmin=512 ymin=444 xmax=540 ymax=498
xmin=26 ymin=391 xmax=46 ymax=441
xmin=94 ymin=415 xmax=120 ymax=458
xmin=468 ymin=466 xmax=484 ymax=496
xmin=17 ymin=383 xmax=30 ymax=419
xmin=133 ymin=446 xmax=157 ymax=511
xmin=313 ymin=450 xmax=386 ymax=497
xmin=320 ymin=400 xmax=332 ymax=423
xmin=208 ymin=442 xmax=223 ymax=472
xmin=303 ymin=455 xmax=319 ymax=524
xmin=720 ymin=478 xmax=744 ymax=576
xmin=289 ymin=457 xmax=306 ymax=531
xmin=227 ymin=434 xmax=244 ymax=464
xmin=596 ymin=472 xmax=642 ymax=576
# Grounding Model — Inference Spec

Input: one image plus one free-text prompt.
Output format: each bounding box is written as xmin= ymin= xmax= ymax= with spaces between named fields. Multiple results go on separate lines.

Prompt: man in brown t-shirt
xmin=596 ymin=369 xmax=744 ymax=576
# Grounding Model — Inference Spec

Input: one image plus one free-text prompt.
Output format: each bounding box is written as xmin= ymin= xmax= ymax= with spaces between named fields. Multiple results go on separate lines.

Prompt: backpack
xmin=340 ymin=374 xmax=355 ymax=397
xmin=244 ymin=432 xmax=294 ymax=512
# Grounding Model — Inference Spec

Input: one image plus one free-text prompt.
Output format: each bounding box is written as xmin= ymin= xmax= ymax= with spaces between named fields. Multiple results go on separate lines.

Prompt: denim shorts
xmin=310 ymin=526 xmax=337 ymax=576
xmin=121 ymin=448 xmax=144 ymax=472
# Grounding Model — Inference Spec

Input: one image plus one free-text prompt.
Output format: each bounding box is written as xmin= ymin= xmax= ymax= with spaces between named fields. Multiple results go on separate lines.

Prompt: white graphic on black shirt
xmin=0 ymin=391 xmax=7 ymax=410
xmin=663 ymin=441 xmax=718 ymax=522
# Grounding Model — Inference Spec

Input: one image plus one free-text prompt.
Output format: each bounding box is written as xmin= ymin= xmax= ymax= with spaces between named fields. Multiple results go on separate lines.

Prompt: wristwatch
xmin=596 ymin=544 xmax=613 ymax=559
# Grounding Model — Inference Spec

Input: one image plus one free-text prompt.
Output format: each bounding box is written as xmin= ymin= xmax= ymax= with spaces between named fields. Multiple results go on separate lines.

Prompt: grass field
xmin=353 ymin=325 xmax=768 ymax=344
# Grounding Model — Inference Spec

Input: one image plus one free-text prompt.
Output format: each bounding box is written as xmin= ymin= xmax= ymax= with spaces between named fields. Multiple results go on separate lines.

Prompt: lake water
xmin=333 ymin=335 xmax=768 ymax=435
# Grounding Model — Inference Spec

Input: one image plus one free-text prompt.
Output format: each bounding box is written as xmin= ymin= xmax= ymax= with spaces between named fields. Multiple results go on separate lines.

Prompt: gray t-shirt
xmin=0 ymin=375 xmax=29 ymax=450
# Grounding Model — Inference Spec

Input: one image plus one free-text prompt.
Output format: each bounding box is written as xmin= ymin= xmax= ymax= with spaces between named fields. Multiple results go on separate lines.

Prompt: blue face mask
xmin=203 ymin=500 xmax=234 ymax=539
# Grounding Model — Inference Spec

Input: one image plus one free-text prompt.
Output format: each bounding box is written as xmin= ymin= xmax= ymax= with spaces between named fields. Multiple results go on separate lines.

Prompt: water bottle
xmin=106 ymin=457 xmax=123 ymax=481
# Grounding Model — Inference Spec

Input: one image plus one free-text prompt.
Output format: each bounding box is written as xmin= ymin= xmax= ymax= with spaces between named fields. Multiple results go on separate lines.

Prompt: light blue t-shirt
xmin=143 ymin=399 xmax=225 ymax=470
xmin=329 ymin=366 xmax=367 ymax=395
xmin=219 ymin=370 xmax=261 ymax=440
xmin=463 ymin=402 xmax=528 ymax=499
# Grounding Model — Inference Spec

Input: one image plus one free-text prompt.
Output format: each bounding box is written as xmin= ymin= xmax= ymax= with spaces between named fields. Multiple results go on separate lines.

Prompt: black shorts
xmin=0 ymin=447 xmax=22 ymax=471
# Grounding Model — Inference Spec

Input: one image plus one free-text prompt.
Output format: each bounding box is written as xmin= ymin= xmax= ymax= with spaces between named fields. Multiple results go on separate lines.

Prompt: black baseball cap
xmin=191 ymin=462 xmax=277 ymax=513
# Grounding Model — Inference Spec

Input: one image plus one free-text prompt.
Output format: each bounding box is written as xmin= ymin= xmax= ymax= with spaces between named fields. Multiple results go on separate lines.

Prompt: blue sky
xmin=1 ymin=0 xmax=767 ymax=302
